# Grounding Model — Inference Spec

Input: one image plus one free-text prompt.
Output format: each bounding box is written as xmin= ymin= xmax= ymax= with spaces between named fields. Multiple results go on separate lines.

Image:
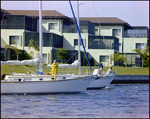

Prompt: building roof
xmin=2 ymin=9 xmax=131 ymax=27
xmin=1 ymin=9 xmax=11 ymax=15
xmin=1 ymin=9 xmax=6 ymax=13
xmin=4 ymin=10 xmax=70 ymax=19
xmin=77 ymin=17 xmax=128 ymax=25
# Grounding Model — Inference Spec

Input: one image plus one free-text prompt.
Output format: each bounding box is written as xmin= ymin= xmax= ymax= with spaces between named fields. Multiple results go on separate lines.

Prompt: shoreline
xmin=111 ymin=75 xmax=149 ymax=84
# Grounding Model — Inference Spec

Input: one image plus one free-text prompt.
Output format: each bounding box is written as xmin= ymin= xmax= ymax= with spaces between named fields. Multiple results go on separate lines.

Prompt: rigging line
xmin=48 ymin=9 xmax=58 ymax=46
xmin=75 ymin=52 xmax=79 ymax=63
xmin=32 ymin=2 xmax=37 ymax=39
xmin=65 ymin=51 xmax=77 ymax=64
xmin=39 ymin=1 xmax=49 ymax=46
xmin=22 ymin=65 xmax=27 ymax=73
xmin=31 ymin=1 xmax=34 ymax=43
xmin=69 ymin=0 xmax=92 ymax=73
xmin=1 ymin=10 xmax=6 ymax=26
xmin=67 ymin=53 xmax=79 ymax=74
xmin=23 ymin=65 xmax=36 ymax=74
xmin=43 ymin=1 xmax=59 ymax=47
xmin=47 ymin=10 xmax=55 ymax=47
xmin=92 ymin=1 xmax=110 ymax=56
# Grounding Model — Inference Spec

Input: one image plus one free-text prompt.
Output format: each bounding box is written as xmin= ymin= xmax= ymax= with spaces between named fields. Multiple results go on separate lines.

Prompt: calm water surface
xmin=1 ymin=84 xmax=149 ymax=118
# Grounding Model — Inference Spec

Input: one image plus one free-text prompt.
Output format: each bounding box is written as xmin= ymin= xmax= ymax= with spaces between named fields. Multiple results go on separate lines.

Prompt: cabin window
xmin=9 ymin=36 xmax=20 ymax=45
xmin=24 ymin=78 xmax=32 ymax=81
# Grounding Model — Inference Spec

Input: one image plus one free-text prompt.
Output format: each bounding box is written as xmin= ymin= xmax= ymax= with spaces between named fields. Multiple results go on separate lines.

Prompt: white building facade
xmin=1 ymin=9 xmax=149 ymax=67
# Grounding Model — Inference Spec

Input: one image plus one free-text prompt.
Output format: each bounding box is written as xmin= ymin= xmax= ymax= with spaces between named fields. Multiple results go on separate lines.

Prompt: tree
xmin=132 ymin=46 xmax=149 ymax=68
xmin=111 ymin=53 xmax=126 ymax=66
xmin=82 ymin=54 xmax=87 ymax=66
xmin=89 ymin=57 xmax=94 ymax=66
xmin=28 ymin=39 xmax=39 ymax=51
xmin=21 ymin=51 xmax=32 ymax=60
xmin=4 ymin=40 xmax=22 ymax=60
xmin=123 ymin=53 xmax=127 ymax=67
xmin=28 ymin=39 xmax=39 ymax=57
xmin=56 ymin=47 xmax=68 ymax=63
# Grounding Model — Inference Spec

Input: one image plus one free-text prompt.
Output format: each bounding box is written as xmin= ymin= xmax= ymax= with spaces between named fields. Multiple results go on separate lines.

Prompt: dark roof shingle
xmin=5 ymin=10 xmax=66 ymax=18
xmin=3 ymin=9 xmax=131 ymax=26
xmin=76 ymin=17 xmax=127 ymax=24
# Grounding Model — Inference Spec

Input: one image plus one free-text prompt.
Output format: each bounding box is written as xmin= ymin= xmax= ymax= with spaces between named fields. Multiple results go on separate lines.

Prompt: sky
xmin=1 ymin=1 xmax=149 ymax=27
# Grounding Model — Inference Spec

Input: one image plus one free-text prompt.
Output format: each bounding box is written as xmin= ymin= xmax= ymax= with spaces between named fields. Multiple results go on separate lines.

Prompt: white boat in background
xmin=87 ymin=69 xmax=116 ymax=89
xmin=1 ymin=1 xmax=97 ymax=95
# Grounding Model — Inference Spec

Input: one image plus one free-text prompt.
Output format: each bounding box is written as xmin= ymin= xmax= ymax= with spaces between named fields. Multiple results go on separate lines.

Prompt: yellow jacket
xmin=51 ymin=62 xmax=59 ymax=73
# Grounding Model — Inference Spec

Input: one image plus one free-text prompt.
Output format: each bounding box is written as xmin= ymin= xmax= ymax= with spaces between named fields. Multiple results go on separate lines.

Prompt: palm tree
xmin=111 ymin=53 xmax=126 ymax=66
xmin=4 ymin=40 xmax=22 ymax=60
xmin=28 ymin=39 xmax=39 ymax=51
xmin=28 ymin=39 xmax=39 ymax=57
xmin=132 ymin=46 xmax=149 ymax=68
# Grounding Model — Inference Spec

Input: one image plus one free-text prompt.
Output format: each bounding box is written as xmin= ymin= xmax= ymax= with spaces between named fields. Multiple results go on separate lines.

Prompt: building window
xmin=88 ymin=38 xmax=115 ymax=49
xmin=1 ymin=50 xmax=6 ymax=61
xmin=125 ymin=28 xmax=148 ymax=38
xmin=100 ymin=56 xmax=109 ymax=62
xmin=74 ymin=39 xmax=82 ymax=46
xmin=119 ymin=43 xmax=122 ymax=51
xmin=136 ymin=43 xmax=145 ymax=49
xmin=95 ymin=28 xmax=99 ymax=35
xmin=9 ymin=36 xmax=20 ymax=45
xmin=43 ymin=54 xmax=47 ymax=63
xmin=113 ymin=29 xmax=121 ymax=36
xmin=48 ymin=23 xmax=59 ymax=30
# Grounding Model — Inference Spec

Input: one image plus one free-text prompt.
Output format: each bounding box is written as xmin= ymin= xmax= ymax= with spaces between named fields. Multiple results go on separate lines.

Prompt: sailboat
xmin=46 ymin=1 xmax=115 ymax=89
xmin=87 ymin=69 xmax=116 ymax=89
xmin=1 ymin=1 xmax=97 ymax=95
xmin=70 ymin=1 xmax=116 ymax=89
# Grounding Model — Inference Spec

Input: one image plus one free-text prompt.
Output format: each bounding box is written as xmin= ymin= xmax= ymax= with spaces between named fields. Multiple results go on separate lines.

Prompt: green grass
xmin=1 ymin=65 xmax=149 ymax=75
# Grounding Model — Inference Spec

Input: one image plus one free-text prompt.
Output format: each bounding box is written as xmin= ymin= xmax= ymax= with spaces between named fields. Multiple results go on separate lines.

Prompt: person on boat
xmin=36 ymin=67 xmax=40 ymax=74
xmin=99 ymin=63 xmax=103 ymax=76
xmin=51 ymin=60 xmax=59 ymax=81
xmin=106 ymin=66 xmax=112 ymax=74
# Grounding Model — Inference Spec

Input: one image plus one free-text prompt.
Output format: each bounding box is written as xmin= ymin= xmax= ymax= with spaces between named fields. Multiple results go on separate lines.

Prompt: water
xmin=1 ymin=84 xmax=149 ymax=118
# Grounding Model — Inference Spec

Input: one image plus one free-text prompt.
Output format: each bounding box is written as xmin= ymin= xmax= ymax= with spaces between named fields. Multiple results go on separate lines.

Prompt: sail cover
xmin=1 ymin=58 xmax=39 ymax=65
xmin=45 ymin=60 xmax=79 ymax=68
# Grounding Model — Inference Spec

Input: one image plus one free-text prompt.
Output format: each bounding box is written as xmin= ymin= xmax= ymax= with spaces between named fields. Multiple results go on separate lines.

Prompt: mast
xmin=69 ymin=0 xmax=93 ymax=73
xmin=77 ymin=1 xmax=81 ymax=75
xmin=39 ymin=1 xmax=43 ymax=73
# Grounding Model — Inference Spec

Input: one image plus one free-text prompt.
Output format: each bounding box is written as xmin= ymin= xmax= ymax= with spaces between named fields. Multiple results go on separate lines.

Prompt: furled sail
xmin=1 ymin=58 xmax=39 ymax=65
xmin=45 ymin=60 xmax=79 ymax=68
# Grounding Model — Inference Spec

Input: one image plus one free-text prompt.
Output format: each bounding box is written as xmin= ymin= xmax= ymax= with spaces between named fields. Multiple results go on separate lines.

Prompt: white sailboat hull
xmin=87 ymin=76 xmax=115 ymax=89
xmin=1 ymin=75 xmax=95 ymax=95
xmin=87 ymin=69 xmax=116 ymax=89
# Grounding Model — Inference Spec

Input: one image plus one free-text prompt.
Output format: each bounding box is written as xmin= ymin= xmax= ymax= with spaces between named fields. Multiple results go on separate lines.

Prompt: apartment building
xmin=1 ymin=9 xmax=149 ymax=66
